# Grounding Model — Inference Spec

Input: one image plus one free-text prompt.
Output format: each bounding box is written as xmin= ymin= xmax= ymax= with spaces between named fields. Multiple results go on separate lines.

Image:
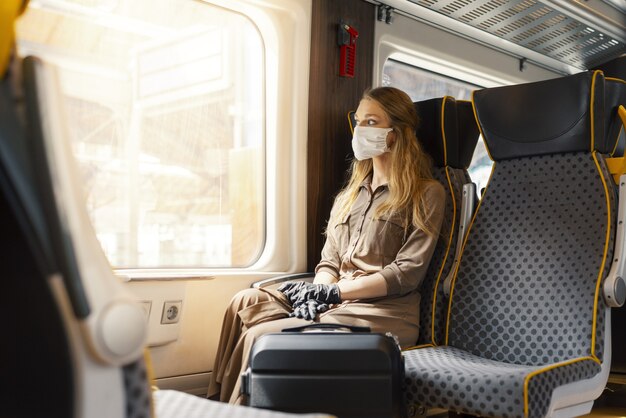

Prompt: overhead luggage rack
xmin=379 ymin=0 xmax=625 ymax=72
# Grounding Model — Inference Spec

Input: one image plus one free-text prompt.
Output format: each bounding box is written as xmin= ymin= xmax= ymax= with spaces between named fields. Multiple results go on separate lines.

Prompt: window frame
xmin=16 ymin=0 xmax=312 ymax=280
xmin=122 ymin=0 xmax=312 ymax=280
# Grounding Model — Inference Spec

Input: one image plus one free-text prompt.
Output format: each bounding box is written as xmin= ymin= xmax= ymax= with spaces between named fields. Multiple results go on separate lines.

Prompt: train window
xmin=382 ymin=59 xmax=492 ymax=193
xmin=16 ymin=0 xmax=265 ymax=269
xmin=383 ymin=59 xmax=478 ymax=102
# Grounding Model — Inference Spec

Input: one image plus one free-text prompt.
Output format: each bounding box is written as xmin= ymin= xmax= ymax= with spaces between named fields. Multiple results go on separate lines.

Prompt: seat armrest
xmin=251 ymin=273 xmax=315 ymax=289
xmin=604 ymin=174 xmax=626 ymax=307
xmin=444 ymin=182 xmax=477 ymax=297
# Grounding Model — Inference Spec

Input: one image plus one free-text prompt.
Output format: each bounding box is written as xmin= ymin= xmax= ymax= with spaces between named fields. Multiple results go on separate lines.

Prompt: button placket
xmin=347 ymin=189 xmax=374 ymax=263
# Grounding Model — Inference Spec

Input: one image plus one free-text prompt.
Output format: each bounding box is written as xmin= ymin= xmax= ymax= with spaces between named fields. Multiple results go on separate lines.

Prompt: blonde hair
xmin=329 ymin=86 xmax=438 ymax=237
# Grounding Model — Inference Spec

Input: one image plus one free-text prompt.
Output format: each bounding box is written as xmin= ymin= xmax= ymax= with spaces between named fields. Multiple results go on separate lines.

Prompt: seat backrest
xmin=12 ymin=55 xmax=152 ymax=418
xmin=413 ymin=97 xmax=478 ymax=346
xmin=348 ymin=97 xmax=480 ymax=346
xmin=447 ymin=71 xmax=617 ymax=366
xmin=595 ymin=56 xmax=626 ymax=157
xmin=1 ymin=61 xmax=74 ymax=418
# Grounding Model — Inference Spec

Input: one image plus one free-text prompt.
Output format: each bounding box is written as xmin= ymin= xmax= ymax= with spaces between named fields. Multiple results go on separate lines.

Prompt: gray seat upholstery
xmin=403 ymin=71 xmax=619 ymax=418
xmin=154 ymin=390 xmax=332 ymax=418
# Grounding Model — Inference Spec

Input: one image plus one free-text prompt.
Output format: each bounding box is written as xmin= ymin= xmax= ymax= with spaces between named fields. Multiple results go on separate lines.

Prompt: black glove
xmin=293 ymin=283 xmax=342 ymax=306
xmin=289 ymin=299 xmax=330 ymax=320
xmin=277 ymin=281 xmax=307 ymax=305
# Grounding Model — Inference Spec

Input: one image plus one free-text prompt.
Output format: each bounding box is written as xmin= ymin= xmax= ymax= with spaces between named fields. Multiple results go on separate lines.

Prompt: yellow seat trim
xmin=608 ymin=82 xmax=626 ymax=156
xmin=591 ymin=151 xmax=612 ymax=361
xmin=427 ymin=97 xmax=454 ymax=345
xmin=429 ymin=165 xmax=455 ymax=345
xmin=347 ymin=110 xmax=355 ymax=134
xmin=606 ymin=156 xmax=626 ymax=183
xmin=589 ymin=70 xmax=602 ymax=151
xmin=444 ymin=163 xmax=495 ymax=344
xmin=144 ymin=348 xmax=157 ymax=417
xmin=403 ymin=343 xmax=434 ymax=351
xmin=0 ymin=0 xmax=27 ymax=76
xmin=523 ymin=356 xmax=600 ymax=418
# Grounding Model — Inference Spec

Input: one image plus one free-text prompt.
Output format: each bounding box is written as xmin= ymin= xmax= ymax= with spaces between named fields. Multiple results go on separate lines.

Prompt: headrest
xmin=473 ymin=71 xmax=607 ymax=161
xmin=0 ymin=0 xmax=28 ymax=77
xmin=414 ymin=97 xmax=479 ymax=170
xmin=348 ymin=96 xmax=480 ymax=170
xmin=413 ymin=97 xmax=457 ymax=168
xmin=606 ymin=77 xmax=626 ymax=157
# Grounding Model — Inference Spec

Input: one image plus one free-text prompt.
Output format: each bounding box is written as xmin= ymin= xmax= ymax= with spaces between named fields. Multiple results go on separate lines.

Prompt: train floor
xmin=584 ymin=382 xmax=626 ymax=417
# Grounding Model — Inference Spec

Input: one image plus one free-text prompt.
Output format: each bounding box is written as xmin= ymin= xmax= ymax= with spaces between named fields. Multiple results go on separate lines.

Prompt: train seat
xmin=410 ymin=96 xmax=479 ymax=348
xmin=3 ymin=54 xmax=152 ymax=418
xmin=253 ymin=97 xmax=480 ymax=320
xmin=259 ymin=98 xmax=480 ymax=343
xmin=3 ymin=54 xmax=334 ymax=418
xmin=153 ymin=389 xmax=332 ymax=417
xmin=402 ymin=70 xmax=623 ymax=418
xmin=249 ymin=98 xmax=479 ymax=416
xmin=603 ymin=74 xmax=626 ymax=380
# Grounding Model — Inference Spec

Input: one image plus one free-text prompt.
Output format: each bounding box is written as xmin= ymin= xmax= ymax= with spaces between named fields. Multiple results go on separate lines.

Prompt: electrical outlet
xmin=161 ymin=301 xmax=182 ymax=324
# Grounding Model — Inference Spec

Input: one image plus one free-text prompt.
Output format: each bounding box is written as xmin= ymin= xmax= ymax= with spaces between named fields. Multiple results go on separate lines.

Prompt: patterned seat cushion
xmin=446 ymin=153 xmax=613 ymax=365
xmin=403 ymin=346 xmax=601 ymax=418
xmin=154 ymin=390 xmax=335 ymax=418
xmin=418 ymin=166 xmax=469 ymax=346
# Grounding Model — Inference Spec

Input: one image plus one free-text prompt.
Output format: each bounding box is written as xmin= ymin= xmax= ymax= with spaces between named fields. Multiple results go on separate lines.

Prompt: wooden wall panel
xmin=307 ymin=0 xmax=375 ymax=271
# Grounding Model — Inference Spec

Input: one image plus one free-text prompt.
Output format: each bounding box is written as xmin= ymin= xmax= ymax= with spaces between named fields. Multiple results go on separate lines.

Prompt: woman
xmin=207 ymin=86 xmax=446 ymax=404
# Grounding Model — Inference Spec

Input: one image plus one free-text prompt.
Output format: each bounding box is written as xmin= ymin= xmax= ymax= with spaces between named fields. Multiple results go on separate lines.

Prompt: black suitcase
xmin=241 ymin=323 xmax=406 ymax=418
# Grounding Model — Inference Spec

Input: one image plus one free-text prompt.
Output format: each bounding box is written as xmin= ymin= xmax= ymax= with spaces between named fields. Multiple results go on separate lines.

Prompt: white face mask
xmin=351 ymin=126 xmax=393 ymax=160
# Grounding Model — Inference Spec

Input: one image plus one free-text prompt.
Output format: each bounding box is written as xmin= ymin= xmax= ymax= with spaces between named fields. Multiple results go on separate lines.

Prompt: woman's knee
xmin=230 ymin=287 xmax=270 ymax=310
xmin=245 ymin=317 xmax=309 ymax=339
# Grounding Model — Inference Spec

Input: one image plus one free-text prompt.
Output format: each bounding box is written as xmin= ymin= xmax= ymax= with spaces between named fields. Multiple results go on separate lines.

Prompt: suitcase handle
xmin=281 ymin=323 xmax=371 ymax=333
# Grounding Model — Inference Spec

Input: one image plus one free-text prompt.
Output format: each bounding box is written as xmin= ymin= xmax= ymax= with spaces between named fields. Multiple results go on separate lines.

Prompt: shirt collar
xmin=359 ymin=174 xmax=388 ymax=194
xmin=359 ymin=175 xmax=371 ymax=189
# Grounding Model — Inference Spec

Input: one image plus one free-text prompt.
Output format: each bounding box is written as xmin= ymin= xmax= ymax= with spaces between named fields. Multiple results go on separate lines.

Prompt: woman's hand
xmin=278 ymin=281 xmax=342 ymax=306
xmin=289 ymin=299 xmax=330 ymax=320
xmin=292 ymin=283 xmax=342 ymax=306
xmin=278 ymin=281 xmax=338 ymax=320
xmin=277 ymin=281 xmax=307 ymax=305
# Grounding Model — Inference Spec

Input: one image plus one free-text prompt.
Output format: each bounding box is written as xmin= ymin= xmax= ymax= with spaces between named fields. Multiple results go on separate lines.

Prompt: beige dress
xmin=207 ymin=178 xmax=446 ymax=404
